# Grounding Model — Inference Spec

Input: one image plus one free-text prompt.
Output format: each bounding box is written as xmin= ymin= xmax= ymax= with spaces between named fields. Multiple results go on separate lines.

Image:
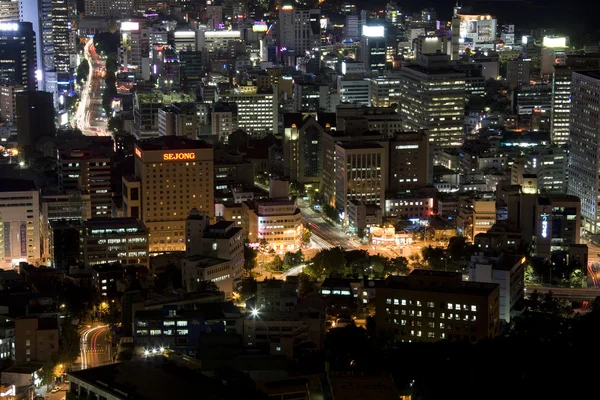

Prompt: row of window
xmin=385 ymin=298 xmax=477 ymax=312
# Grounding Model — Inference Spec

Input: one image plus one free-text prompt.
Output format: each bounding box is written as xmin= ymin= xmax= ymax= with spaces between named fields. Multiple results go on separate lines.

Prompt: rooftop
xmin=183 ymin=255 xmax=229 ymax=269
xmin=135 ymin=302 xmax=240 ymax=321
xmin=68 ymin=358 xmax=229 ymax=400
xmin=83 ymin=217 xmax=148 ymax=230
xmin=0 ymin=179 xmax=36 ymax=192
xmin=136 ymin=136 xmax=212 ymax=151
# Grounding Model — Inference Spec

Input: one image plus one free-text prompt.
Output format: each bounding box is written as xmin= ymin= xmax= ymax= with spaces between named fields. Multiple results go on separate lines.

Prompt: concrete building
xmin=0 ymin=180 xmax=41 ymax=269
xmin=282 ymin=113 xmax=332 ymax=190
xmin=80 ymin=218 xmax=149 ymax=268
xmin=524 ymin=146 xmax=567 ymax=194
xmin=385 ymin=131 xmax=430 ymax=193
xmin=15 ymin=316 xmax=58 ymax=364
xmin=212 ymin=102 xmax=237 ymax=143
xmin=0 ymin=0 xmax=19 ymax=21
xmin=241 ymin=199 xmax=302 ymax=250
xmin=133 ymin=91 xmax=165 ymax=140
xmin=469 ymin=252 xmax=525 ymax=323
xmin=277 ymin=6 xmax=320 ymax=65
xmin=125 ymin=136 xmax=214 ymax=253
xmin=0 ymin=84 xmax=23 ymax=122
xmin=334 ymin=142 xmax=386 ymax=222
xmin=457 ymin=197 xmax=496 ymax=241
xmin=256 ymin=279 xmax=298 ymax=312
xmin=157 ymin=103 xmax=197 ymax=139
xmin=506 ymin=59 xmax=530 ymax=90
xmin=375 ymin=270 xmax=500 ymax=343
xmin=337 ymin=77 xmax=371 ymax=106
xmin=360 ymin=25 xmax=386 ymax=72
xmin=399 ymin=53 xmax=466 ymax=148
xmin=16 ymin=91 xmax=55 ymax=150
xmin=0 ymin=22 xmax=36 ymax=91
xmin=84 ymin=0 xmax=133 ymax=17
xmin=370 ymin=76 xmax=401 ymax=108
xmin=568 ymin=71 xmax=600 ymax=233
xmin=347 ymin=200 xmax=382 ymax=233
xmin=216 ymin=91 xmax=278 ymax=134
xmin=181 ymin=255 xmax=233 ymax=295
xmin=57 ymin=148 xmax=112 ymax=218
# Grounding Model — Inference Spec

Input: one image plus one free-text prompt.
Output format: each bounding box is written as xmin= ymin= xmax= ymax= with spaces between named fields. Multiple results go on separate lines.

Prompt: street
xmin=75 ymin=40 xmax=109 ymax=136
xmin=78 ymin=325 xmax=112 ymax=370
xmin=42 ymin=382 xmax=69 ymax=400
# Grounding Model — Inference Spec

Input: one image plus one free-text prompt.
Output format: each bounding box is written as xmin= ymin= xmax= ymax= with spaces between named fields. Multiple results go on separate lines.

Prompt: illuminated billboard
xmin=543 ymin=36 xmax=567 ymax=48
xmin=253 ymin=21 xmax=268 ymax=32
xmin=135 ymin=148 xmax=142 ymax=158
xmin=362 ymin=25 xmax=384 ymax=37
xmin=163 ymin=152 xmax=196 ymax=161
xmin=121 ymin=21 xmax=140 ymax=31
xmin=0 ymin=22 xmax=19 ymax=31
xmin=320 ymin=18 xmax=327 ymax=30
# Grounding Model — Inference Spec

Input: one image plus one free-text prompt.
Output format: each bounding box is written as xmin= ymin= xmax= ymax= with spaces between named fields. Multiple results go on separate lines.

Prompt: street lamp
xmin=251 ymin=308 xmax=259 ymax=317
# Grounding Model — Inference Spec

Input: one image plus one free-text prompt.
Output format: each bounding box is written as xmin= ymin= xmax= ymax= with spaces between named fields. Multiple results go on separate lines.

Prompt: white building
xmin=199 ymin=30 xmax=241 ymax=55
xmin=277 ymin=6 xmax=320 ymax=64
xmin=337 ymin=77 xmax=371 ymax=106
xmin=157 ymin=103 xmax=197 ymax=139
xmin=0 ymin=180 xmax=41 ymax=269
xmin=0 ymin=84 xmax=23 ymax=122
xmin=469 ymin=252 xmax=525 ymax=323
xmin=84 ymin=0 xmax=133 ymax=17
xmin=216 ymin=91 xmax=278 ymax=134
xmin=241 ymin=199 xmax=302 ymax=251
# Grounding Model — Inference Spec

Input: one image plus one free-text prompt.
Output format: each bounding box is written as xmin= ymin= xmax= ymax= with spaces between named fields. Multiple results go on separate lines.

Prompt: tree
xmin=301 ymin=227 xmax=311 ymax=244
xmin=305 ymin=247 xmax=347 ymax=279
xmin=298 ymin=273 xmax=314 ymax=297
xmin=525 ymin=265 xmax=538 ymax=285
xmin=191 ymin=279 xmax=220 ymax=293
xmin=322 ymin=204 xmax=340 ymax=224
xmin=76 ymin=60 xmax=90 ymax=86
xmin=389 ymin=256 xmax=409 ymax=275
xmin=283 ymin=250 xmax=304 ymax=268
xmin=57 ymin=317 xmax=81 ymax=369
xmin=357 ymin=228 xmax=366 ymax=240
xmin=569 ymin=269 xmax=585 ymax=288
xmin=243 ymin=243 xmax=258 ymax=273
xmin=268 ymin=255 xmax=283 ymax=272
xmin=421 ymin=246 xmax=446 ymax=269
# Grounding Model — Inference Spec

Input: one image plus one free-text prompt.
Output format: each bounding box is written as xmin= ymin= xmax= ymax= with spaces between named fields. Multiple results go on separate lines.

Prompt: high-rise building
xmin=335 ymin=142 xmax=386 ymax=222
xmin=212 ymin=102 xmax=237 ymax=143
xmin=385 ymin=131 xmax=431 ymax=193
xmin=375 ymin=270 xmax=500 ymax=343
xmin=568 ymin=71 xmax=600 ymax=233
xmin=179 ymin=51 xmax=202 ymax=90
xmin=84 ymin=0 xmax=133 ymax=17
xmin=506 ymin=59 xmax=530 ymax=90
xmin=277 ymin=6 xmax=320 ymax=65
xmin=241 ymin=198 xmax=303 ymax=251
xmin=0 ymin=180 xmax=41 ymax=269
xmin=126 ymin=136 xmax=214 ymax=253
xmin=0 ymin=0 xmax=19 ymax=21
xmin=216 ymin=91 xmax=278 ymax=134
xmin=16 ymin=91 xmax=55 ymax=150
xmin=399 ymin=53 xmax=465 ymax=148
xmin=0 ymin=83 xmax=23 ymax=122
xmin=282 ymin=113 xmax=332 ymax=190
xmin=370 ymin=76 xmax=401 ymax=108
xmin=0 ymin=22 xmax=36 ymax=91
xmin=360 ymin=25 xmax=386 ymax=72
xmin=57 ymin=148 xmax=112 ymax=217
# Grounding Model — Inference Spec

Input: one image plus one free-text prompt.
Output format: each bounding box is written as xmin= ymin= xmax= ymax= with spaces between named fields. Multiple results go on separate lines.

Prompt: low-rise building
xmin=242 ymin=198 xmax=303 ymax=251
xmin=15 ymin=316 xmax=59 ymax=364
xmin=375 ymin=270 xmax=500 ymax=343
xmin=80 ymin=218 xmax=149 ymax=268
xmin=181 ymin=256 xmax=233 ymax=295
xmin=347 ymin=200 xmax=382 ymax=233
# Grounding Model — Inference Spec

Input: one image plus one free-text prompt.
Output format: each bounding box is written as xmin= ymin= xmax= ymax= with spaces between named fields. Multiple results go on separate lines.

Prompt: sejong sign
xmin=163 ymin=152 xmax=196 ymax=161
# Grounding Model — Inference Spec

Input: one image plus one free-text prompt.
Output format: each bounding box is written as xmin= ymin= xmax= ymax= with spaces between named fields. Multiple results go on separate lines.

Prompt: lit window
xmin=393 ymin=299 xmax=399 ymax=305
xmin=447 ymin=303 xmax=453 ymax=310
xmin=471 ymin=305 xmax=477 ymax=312
xmin=427 ymin=332 xmax=435 ymax=338
xmin=386 ymin=298 xmax=391 ymax=304
xmin=416 ymin=301 xmax=422 ymax=307
xmin=427 ymin=301 xmax=434 ymax=308
xmin=401 ymin=299 xmax=407 ymax=306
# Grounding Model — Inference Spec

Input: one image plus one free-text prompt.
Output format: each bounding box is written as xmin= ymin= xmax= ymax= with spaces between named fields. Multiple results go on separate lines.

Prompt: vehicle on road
xmin=51 ymin=387 xmax=59 ymax=393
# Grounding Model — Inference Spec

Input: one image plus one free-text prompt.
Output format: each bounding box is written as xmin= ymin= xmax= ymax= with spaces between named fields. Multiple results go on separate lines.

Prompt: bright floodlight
xmin=159 ymin=347 xmax=165 ymax=353
xmin=144 ymin=350 xmax=149 ymax=356
xmin=152 ymin=348 xmax=158 ymax=354
xmin=251 ymin=308 xmax=259 ymax=317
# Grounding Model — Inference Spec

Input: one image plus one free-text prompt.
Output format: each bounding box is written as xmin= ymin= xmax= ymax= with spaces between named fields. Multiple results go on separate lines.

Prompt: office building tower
xmin=57 ymin=148 xmax=112 ymax=217
xmin=360 ymin=25 xmax=386 ymax=72
xmin=80 ymin=218 xmax=149 ymax=268
xmin=335 ymin=142 xmax=386 ymax=222
xmin=158 ymin=103 xmax=197 ymax=138
xmin=524 ymin=146 xmax=567 ymax=194
xmin=0 ymin=83 xmax=23 ymax=122
xmin=0 ymin=180 xmax=41 ymax=269
xmin=0 ymin=0 xmax=18 ymax=21
xmin=41 ymin=0 xmax=70 ymax=92
xmin=119 ymin=21 xmax=150 ymax=80
xmin=384 ymin=1 xmax=402 ymax=27
xmin=293 ymin=81 xmax=331 ymax=112
xmin=198 ymin=30 xmax=241 ymax=57
xmin=550 ymin=57 xmax=600 ymax=146
xmin=125 ymin=136 xmax=214 ymax=253
xmin=277 ymin=6 xmax=320 ymax=65
xmin=216 ymin=91 xmax=278 ymax=134
xmin=49 ymin=220 xmax=81 ymax=270
xmin=370 ymin=76 xmax=401 ymax=108
xmin=568 ymin=71 xmax=600 ymax=233
xmin=133 ymin=91 xmax=164 ymax=140
xmin=454 ymin=13 xmax=497 ymax=52
xmin=0 ymin=22 xmax=36 ymax=91
xmin=386 ymin=131 xmax=431 ymax=193
xmin=16 ymin=91 xmax=55 ymax=149
xmin=338 ymin=76 xmax=371 ymax=106
xmin=282 ymin=114 xmax=331 ymax=190
xmin=399 ymin=53 xmax=465 ymax=148
xmin=506 ymin=59 xmax=530 ymax=90
xmin=84 ymin=0 xmax=133 ymax=17
xmin=179 ymin=51 xmax=202 ymax=90
xmin=375 ymin=270 xmax=500 ymax=343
